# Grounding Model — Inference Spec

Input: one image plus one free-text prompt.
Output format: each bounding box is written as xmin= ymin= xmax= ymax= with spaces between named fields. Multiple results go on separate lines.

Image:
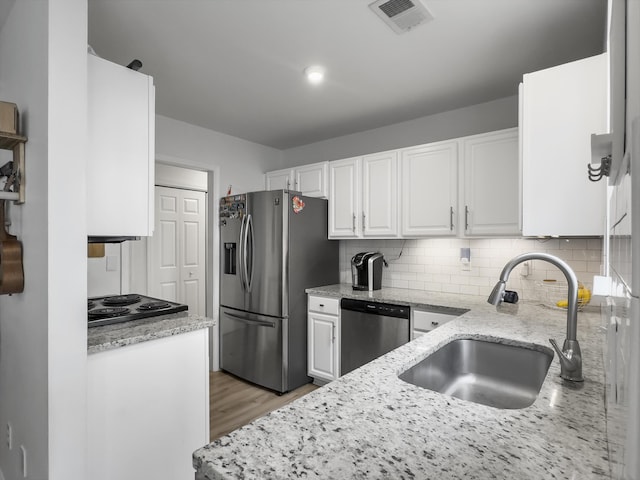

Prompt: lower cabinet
xmin=412 ymin=309 xmax=459 ymax=339
xmin=307 ymin=295 xmax=340 ymax=384
xmin=308 ymin=296 xmax=465 ymax=384
xmin=87 ymin=329 xmax=210 ymax=480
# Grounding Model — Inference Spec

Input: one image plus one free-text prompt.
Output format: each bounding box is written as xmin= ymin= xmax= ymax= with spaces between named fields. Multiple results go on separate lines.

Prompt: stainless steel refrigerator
xmin=219 ymin=190 xmax=339 ymax=393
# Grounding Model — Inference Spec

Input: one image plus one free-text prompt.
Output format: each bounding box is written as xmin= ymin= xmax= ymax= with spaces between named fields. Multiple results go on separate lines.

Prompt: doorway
xmin=148 ymin=186 xmax=206 ymax=315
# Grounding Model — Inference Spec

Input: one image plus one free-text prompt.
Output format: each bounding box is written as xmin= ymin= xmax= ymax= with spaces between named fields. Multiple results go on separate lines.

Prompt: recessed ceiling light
xmin=304 ymin=65 xmax=325 ymax=85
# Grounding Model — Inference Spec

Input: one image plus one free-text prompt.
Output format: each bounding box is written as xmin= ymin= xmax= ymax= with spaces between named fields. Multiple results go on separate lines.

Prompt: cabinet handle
xmin=431 ymin=321 xmax=439 ymax=326
xmin=450 ymin=207 xmax=454 ymax=231
xmin=286 ymin=179 xmax=290 ymax=189
xmin=465 ymin=206 xmax=469 ymax=231
xmin=332 ymin=324 xmax=336 ymax=342
xmin=319 ymin=304 xmax=324 ymax=307
xmin=362 ymin=212 xmax=366 ymax=230
xmin=352 ymin=213 xmax=356 ymax=232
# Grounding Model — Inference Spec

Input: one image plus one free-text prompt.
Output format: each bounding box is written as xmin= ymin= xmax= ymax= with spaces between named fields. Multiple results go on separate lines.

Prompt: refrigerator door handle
xmin=238 ymin=214 xmax=247 ymax=291
xmin=245 ymin=213 xmax=255 ymax=292
xmin=224 ymin=311 xmax=276 ymax=328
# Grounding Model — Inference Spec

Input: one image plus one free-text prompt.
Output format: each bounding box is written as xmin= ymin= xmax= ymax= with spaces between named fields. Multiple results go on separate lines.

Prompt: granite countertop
xmin=88 ymin=312 xmax=216 ymax=354
xmin=194 ymin=285 xmax=609 ymax=479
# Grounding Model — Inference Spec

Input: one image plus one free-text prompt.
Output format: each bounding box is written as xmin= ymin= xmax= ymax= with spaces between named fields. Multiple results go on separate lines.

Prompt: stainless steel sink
xmin=399 ymin=338 xmax=553 ymax=409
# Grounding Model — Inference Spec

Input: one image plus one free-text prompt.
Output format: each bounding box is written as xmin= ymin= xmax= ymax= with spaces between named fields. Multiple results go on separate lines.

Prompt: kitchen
xmin=0 ymin=0 xmax=638 ymax=479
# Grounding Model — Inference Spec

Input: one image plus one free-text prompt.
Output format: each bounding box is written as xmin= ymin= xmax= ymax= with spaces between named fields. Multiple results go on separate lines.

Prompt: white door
xmin=328 ymin=157 xmax=361 ymax=238
xmin=308 ymin=312 xmax=338 ymax=381
xmin=149 ymin=186 xmax=206 ymax=315
xmin=401 ymin=141 xmax=458 ymax=236
xmin=362 ymin=151 xmax=398 ymax=237
xmin=265 ymin=169 xmax=293 ymax=191
xmin=462 ymin=129 xmax=520 ymax=236
xmin=294 ymin=162 xmax=328 ymax=198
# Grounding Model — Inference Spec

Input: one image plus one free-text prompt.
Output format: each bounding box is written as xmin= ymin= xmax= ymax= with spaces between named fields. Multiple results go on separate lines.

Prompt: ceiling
xmin=88 ymin=0 xmax=607 ymax=150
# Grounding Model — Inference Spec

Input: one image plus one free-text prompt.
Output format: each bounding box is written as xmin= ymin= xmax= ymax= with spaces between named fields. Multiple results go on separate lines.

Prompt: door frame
xmin=127 ymin=155 xmax=219 ymax=371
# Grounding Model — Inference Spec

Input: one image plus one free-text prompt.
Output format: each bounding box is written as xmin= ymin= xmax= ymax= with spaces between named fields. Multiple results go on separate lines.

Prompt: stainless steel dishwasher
xmin=340 ymin=298 xmax=410 ymax=375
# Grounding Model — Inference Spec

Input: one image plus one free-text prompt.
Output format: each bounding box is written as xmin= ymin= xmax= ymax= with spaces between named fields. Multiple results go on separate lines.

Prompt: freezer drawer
xmin=220 ymin=307 xmax=285 ymax=392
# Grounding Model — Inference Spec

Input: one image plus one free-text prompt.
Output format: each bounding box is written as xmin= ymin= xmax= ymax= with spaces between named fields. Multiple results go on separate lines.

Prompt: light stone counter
xmin=88 ymin=312 xmax=215 ymax=354
xmin=194 ymin=285 xmax=608 ymax=479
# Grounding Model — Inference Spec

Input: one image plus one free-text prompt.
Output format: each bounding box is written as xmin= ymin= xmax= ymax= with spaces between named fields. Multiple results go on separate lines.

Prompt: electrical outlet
xmin=6 ymin=422 xmax=12 ymax=450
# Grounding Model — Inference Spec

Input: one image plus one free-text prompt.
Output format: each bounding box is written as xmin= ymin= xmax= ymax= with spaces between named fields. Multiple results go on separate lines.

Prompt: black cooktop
xmin=88 ymin=294 xmax=188 ymax=328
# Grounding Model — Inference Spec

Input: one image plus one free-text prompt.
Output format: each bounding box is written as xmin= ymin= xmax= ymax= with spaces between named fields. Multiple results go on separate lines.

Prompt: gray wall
xmin=282 ymin=96 xmax=518 ymax=166
xmin=155 ymin=114 xmax=284 ymax=195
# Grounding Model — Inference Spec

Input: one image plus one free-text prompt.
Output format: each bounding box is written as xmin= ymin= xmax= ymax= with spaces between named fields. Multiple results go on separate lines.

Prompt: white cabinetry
xmin=401 ymin=141 xmax=458 ymax=236
xmin=88 ymin=329 xmax=210 ymax=480
xmin=362 ymin=151 xmax=398 ymax=237
xmin=307 ymin=295 xmax=340 ymax=383
xmin=326 ymin=128 xmax=520 ymax=239
xmin=265 ymin=162 xmax=328 ymax=198
xmin=521 ymin=53 xmax=607 ymax=236
xmin=329 ymin=152 xmax=398 ymax=239
xmin=87 ymin=54 xmax=155 ymax=237
xmin=462 ymin=128 xmax=520 ymax=236
xmin=265 ymin=168 xmax=293 ymax=191
xmin=412 ymin=309 xmax=459 ymax=339
xmin=328 ymin=157 xmax=361 ymax=237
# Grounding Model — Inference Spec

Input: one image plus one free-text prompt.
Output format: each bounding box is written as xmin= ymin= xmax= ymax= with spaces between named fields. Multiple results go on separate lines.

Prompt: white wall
xmin=281 ymin=96 xmax=517 ymax=166
xmin=155 ymin=114 xmax=283 ymax=195
xmin=0 ymin=1 xmax=88 ymax=480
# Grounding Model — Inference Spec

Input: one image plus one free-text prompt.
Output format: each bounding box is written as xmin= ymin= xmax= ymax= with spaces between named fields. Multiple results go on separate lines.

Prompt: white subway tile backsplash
xmin=339 ymin=237 xmax=603 ymax=304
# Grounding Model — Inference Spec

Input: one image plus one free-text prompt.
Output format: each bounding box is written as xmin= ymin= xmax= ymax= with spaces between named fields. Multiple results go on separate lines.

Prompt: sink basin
xmin=399 ymin=338 xmax=553 ymax=409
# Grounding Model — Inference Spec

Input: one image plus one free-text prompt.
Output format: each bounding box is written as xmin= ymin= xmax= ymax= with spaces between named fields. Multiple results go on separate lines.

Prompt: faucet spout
xmin=487 ymin=252 xmax=584 ymax=382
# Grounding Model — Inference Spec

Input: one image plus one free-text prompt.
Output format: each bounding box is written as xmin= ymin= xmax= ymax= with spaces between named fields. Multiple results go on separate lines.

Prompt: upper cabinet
xmin=328 ymin=157 xmax=361 ymax=238
xmin=328 ymin=152 xmax=398 ymax=239
xmin=362 ymin=151 xmax=398 ymax=237
xmin=401 ymin=141 xmax=458 ymax=236
xmin=462 ymin=129 xmax=519 ymax=236
xmin=521 ymin=53 xmax=608 ymax=237
xmin=87 ymin=54 xmax=156 ymax=237
xmin=327 ymin=128 xmax=520 ymax=240
xmin=265 ymin=162 xmax=328 ymax=198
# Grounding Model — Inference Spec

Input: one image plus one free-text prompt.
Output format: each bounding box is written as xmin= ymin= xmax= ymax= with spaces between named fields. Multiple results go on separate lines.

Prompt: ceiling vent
xmin=369 ymin=0 xmax=434 ymax=34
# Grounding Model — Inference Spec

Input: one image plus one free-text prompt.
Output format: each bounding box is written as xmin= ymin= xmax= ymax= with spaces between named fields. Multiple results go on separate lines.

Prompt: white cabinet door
xmin=294 ymin=162 xmax=329 ymax=198
xmin=87 ymin=54 xmax=155 ymax=237
xmin=401 ymin=141 xmax=458 ymax=236
xmin=308 ymin=311 xmax=338 ymax=382
xmin=412 ymin=309 xmax=458 ymax=339
xmin=328 ymin=157 xmax=361 ymax=238
xmin=362 ymin=151 xmax=398 ymax=237
xmin=521 ymin=53 xmax=607 ymax=236
xmin=462 ymin=129 xmax=520 ymax=236
xmin=265 ymin=168 xmax=294 ymax=191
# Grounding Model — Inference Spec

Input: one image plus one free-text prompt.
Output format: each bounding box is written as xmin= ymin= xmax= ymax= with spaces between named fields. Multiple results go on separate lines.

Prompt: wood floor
xmin=209 ymin=370 xmax=319 ymax=440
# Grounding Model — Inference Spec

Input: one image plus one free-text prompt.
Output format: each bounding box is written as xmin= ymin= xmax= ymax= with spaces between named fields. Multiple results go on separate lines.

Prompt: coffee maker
xmin=351 ymin=252 xmax=384 ymax=291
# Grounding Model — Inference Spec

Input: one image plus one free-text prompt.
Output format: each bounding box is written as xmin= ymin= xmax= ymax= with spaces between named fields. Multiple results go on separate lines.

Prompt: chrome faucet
xmin=487 ymin=252 xmax=583 ymax=382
